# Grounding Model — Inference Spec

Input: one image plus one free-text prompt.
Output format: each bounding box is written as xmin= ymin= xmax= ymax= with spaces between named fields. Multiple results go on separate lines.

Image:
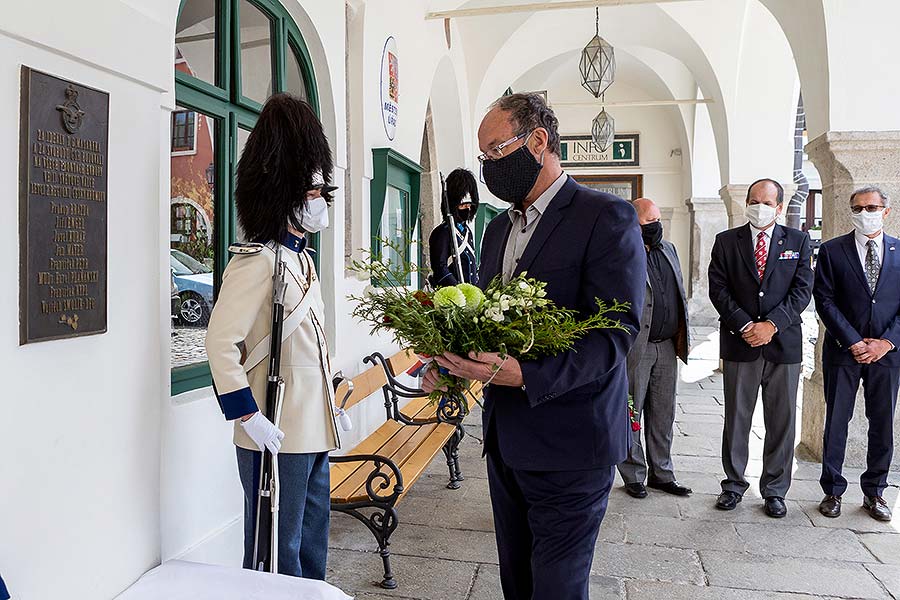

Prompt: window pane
xmin=175 ymin=0 xmax=217 ymax=87
xmin=380 ymin=186 xmax=408 ymax=282
xmin=171 ymin=110 xmax=197 ymax=153
xmin=171 ymin=107 xmax=218 ymax=369
xmin=240 ymin=0 xmax=273 ymax=104
xmin=285 ymin=46 xmax=308 ymax=101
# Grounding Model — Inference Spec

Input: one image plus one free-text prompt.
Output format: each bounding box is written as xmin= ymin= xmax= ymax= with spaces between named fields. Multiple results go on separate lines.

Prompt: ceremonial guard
xmin=428 ymin=168 xmax=480 ymax=287
xmin=205 ymin=93 xmax=339 ymax=578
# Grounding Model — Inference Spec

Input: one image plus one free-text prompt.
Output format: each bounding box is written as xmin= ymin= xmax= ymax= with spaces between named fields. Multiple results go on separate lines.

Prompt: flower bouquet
xmin=349 ymin=242 xmax=632 ymax=414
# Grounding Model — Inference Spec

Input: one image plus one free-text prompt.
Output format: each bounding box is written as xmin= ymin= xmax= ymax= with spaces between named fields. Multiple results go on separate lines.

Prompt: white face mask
xmin=295 ymin=197 xmax=330 ymax=233
xmin=852 ymin=209 xmax=884 ymax=236
xmin=745 ymin=203 xmax=777 ymax=229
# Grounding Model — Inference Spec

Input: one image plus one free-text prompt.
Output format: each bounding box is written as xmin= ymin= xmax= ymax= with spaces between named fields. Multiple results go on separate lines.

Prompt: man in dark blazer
xmin=619 ymin=198 xmax=692 ymax=499
xmin=814 ymin=186 xmax=900 ymax=522
xmin=708 ymin=178 xmax=813 ymax=518
xmin=424 ymin=93 xmax=645 ymax=600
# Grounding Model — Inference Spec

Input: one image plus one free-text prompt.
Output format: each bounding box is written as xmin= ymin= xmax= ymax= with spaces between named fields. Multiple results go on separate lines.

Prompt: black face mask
xmin=641 ymin=221 xmax=663 ymax=248
xmin=455 ymin=208 xmax=473 ymax=222
xmin=481 ymin=145 xmax=543 ymax=206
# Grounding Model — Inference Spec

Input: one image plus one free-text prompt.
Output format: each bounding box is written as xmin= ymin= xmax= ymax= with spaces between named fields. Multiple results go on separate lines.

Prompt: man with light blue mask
xmin=814 ymin=186 xmax=900 ymax=522
xmin=708 ymin=178 xmax=814 ymax=518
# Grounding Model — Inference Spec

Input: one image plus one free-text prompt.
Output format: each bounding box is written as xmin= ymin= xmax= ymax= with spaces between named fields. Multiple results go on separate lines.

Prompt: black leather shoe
xmin=648 ymin=481 xmax=693 ymax=496
xmin=819 ymin=495 xmax=842 ymax=518
xmin=715 ymin=491 xmax=742 ymax=510
xmin=624 ymin=482 xmax=648 ymax=499
xmin=863 ymin=496 xmax=893 ymax=522
xmin=764 ymin=496 xmax=787 ymax=518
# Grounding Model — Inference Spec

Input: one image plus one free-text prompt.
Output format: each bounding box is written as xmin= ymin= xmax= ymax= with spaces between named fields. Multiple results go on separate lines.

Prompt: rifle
xmin=440 ymin=172 xmax=466 ymax=284
xmin=252 ymin=243 xmax=288 ymax=573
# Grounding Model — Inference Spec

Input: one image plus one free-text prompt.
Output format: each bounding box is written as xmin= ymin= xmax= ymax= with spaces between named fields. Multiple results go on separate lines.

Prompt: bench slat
xmin=397 ymin=423 xmax=457 ymax=501
xmin=329 ymin=420 xmax=403 ymax=492
xmin=342 ymin=423 xmax=457 ymax=504
xmin=341 ymin=422 xmax=440 ymax=501
xmin=331 ymin=422 xmax=428 ymax=500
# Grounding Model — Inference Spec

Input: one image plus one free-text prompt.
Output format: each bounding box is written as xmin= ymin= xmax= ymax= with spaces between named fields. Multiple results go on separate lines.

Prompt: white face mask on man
xmin=851 ymin=209 xmax=884 ymax=236
xmin=295 ymin=196 xmax=330 ymax=233
xmin=745 ymin=203 xmax=777 ymax=229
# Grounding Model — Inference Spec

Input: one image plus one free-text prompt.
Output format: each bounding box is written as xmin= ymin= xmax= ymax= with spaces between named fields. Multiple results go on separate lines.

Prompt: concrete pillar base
xmin=686 ymin=196 xmax=727 ymax=327
xmin=800 ymin=131 xmax=900 ymax=470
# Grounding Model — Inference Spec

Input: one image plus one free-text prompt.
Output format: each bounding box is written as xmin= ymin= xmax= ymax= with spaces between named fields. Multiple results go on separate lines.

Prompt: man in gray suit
xmin=619 ymin=198 xmax=692 ymax=498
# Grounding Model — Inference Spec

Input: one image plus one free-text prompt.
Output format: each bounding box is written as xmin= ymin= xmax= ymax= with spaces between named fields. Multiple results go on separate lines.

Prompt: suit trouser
xmin=236 ymin=447 xmax=331 ymax=579
xmin=722 ymin=357 xmax=800 ymax=498
xmin=486 ymin=446 xmax=614 ymax=600
xmin=821 ymin=362 xmax=900 ymax=498
xmin=618 ymin=338 xmax=678 ymax=485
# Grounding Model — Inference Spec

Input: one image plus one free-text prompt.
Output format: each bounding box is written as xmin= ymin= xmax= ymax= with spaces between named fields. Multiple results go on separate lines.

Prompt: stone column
xmin=659 ymin=207 xmax=675 ymax=241
xmin=719 ymin=184 xmax=750 ymax=228
xmin=799 ymin=131 xmax=900 ymax=468
xmin=686 ymin=196 xmax=728 ymax=327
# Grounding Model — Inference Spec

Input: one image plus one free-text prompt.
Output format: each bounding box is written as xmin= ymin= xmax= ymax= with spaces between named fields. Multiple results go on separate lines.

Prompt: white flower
xmin=518 ymin=281 xmax=529 ymax=290
xmin=490 ymin=311 xmax=504 ymax=322
xmin=363 ymin=285 xmax=376 ymax=297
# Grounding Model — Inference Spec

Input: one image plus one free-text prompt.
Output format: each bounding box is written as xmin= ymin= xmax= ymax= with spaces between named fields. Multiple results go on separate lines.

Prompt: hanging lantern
xmin=592 ymin=108 xmax=615 ymax=152
xmin=579 ymin=8 xmax=616 ymax=98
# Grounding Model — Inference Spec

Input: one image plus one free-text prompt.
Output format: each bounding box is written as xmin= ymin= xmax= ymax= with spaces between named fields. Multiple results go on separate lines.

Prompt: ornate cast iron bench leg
xmin=442 ymin=425 xmax=465 ymax=489
xmin=330 ymin=454 xmax=403 ymax=589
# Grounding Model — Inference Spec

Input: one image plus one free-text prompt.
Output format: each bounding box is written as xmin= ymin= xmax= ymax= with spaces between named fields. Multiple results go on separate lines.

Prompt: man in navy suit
xmin=814 ymin=186 xmax=900 ymax=522
xmin=423 ymin=93 xmax=645 ymax=600
xmin=708 ymin=179 xmax=813 ymax=518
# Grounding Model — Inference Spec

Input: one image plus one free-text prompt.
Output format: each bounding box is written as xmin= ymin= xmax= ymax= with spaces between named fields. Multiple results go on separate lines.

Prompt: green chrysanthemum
xmin=457 ymin=283 xmax=485 ymax=309
xmin=433 ymin=285 xmax=467 ymax=308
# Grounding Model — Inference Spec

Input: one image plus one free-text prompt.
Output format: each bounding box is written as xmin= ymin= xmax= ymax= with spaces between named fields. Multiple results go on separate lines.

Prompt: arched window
xmin=171 ymin=0 xmax=318 ymax=393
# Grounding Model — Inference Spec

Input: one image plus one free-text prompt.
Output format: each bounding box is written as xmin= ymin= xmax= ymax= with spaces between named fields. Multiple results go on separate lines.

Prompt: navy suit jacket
xmin=708 ymin=223 xmax=813 ymax=363
xmin=813 ymin=232 xmax=900 ymax=367
xmin=478 ymin=176 xmax=646 ymax=471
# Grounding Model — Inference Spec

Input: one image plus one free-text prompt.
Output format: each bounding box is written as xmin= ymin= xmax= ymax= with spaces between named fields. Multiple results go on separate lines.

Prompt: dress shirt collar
xmin=507 ymin=172 xmax=568 ymax=223
xmin=749 ymin=222 xmax=776 ymax=241
xmin=855 ymin=229 xmax=884 ymax=251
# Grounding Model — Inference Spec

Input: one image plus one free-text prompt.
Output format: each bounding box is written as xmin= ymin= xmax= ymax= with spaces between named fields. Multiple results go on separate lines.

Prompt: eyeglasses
xmin=477 ymin=130 xmax=534 ymax=164
xmin=851 ymin=205 xmax=887 ymax=214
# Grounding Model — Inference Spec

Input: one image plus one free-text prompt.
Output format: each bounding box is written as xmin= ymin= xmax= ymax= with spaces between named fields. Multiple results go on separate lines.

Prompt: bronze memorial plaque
xmin=19 ymin=67 xmax=109 ymax=344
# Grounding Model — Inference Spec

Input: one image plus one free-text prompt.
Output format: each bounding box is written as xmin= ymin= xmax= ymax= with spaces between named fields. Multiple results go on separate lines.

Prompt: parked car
xmin=171 ymin=270 xmax=181 ymax=324
xmin=170 ymin=249 xmax=213 ymax=326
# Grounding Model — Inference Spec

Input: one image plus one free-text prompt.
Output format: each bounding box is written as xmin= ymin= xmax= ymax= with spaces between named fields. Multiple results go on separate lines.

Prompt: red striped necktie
xmin=755 ymin=231 xmax=767 ymax=281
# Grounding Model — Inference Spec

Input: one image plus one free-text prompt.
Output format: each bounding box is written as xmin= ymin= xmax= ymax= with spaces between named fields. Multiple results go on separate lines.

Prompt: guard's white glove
xmin=240 ymin=412 xmax=285 ymax=454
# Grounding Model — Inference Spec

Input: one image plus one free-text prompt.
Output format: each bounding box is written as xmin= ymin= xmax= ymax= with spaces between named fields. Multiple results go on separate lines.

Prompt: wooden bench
xmin=329 ymin=350 xmax=481 ymax=589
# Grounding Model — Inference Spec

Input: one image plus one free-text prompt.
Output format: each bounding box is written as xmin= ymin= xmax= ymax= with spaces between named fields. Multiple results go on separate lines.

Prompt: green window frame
xmin=370 ymin=148 xmax=422 ymax=287
xmin=171 ymin=0 xmax=319 ymax=395
xmin=474 ymin=203 xmax=504 ymax=261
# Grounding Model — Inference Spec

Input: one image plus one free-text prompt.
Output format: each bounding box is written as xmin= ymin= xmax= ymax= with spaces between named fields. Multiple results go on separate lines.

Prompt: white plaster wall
xmin=0 ymin=2 xmax=171 ymax=598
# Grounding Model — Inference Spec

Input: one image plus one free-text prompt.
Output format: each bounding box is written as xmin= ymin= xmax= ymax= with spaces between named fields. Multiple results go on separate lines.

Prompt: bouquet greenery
xmin=349 ymin=243 xmax=631 ymax=408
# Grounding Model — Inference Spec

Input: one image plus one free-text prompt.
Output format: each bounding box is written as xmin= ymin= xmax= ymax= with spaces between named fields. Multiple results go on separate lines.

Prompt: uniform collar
xmin=279 ymin=230 xmax=307 ymax=253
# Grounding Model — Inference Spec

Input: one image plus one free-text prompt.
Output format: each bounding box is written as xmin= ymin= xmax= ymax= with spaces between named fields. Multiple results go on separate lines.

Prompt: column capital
xmin=719 ymin=184 xmax=750 ymax=228
xmin=686 ymin=196 xmax=723 ymax=211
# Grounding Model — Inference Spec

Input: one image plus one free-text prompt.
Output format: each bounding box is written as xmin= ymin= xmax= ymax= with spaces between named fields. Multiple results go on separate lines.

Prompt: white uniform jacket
xmin=205 ymin=234 xmax=339 ymax=454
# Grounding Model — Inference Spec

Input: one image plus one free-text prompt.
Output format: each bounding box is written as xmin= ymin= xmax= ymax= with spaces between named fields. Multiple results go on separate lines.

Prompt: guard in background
xmin=204 ymin=93 xmax=339 ymax=578
xmin=428 ymin=168 xmax=479 ymax=287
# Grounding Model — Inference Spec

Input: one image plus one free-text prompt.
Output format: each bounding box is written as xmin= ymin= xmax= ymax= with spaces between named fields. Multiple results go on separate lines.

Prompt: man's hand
xmin=742 ymin=321 xmax=776 ymax=347
xmin=421 ymin=364 xmax=449 ymax=395
xmin=856 ymin=338 xmax=893 ymax=364
xmin=434 ymin=351 xmax=525 ymax=387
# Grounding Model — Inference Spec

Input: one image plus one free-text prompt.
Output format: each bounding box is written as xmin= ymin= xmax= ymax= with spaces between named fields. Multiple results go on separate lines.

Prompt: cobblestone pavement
xmin=327 ymin=325 xmax=900 ymax=599
xmin=171 ymin=325 xmax=208 ymax=369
